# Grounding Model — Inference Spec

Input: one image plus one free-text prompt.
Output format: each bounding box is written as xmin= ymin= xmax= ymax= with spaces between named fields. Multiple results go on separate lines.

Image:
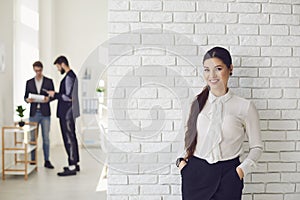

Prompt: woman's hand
xmin=236 ymin=167 xmax=244 ymax=180
xmin=179 ymin=160 xmax=187 ymax=171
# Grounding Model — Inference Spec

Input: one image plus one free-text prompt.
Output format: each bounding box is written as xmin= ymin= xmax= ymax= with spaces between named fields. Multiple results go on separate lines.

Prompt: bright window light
xmin=20 ymin=5 xmax=39 ymax=31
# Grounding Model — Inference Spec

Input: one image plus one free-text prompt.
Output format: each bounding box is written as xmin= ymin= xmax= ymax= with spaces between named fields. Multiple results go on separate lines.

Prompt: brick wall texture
xmin=107 ymin=0 xmax=300 ymax=199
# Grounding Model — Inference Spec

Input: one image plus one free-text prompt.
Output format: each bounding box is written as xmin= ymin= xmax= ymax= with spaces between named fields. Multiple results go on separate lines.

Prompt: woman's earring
xmin=230 ymin=72 xmax=233 ymax=76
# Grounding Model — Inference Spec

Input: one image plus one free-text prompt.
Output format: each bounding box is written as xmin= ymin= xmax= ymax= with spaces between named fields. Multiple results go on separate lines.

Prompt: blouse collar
xmin=208 ymin=89 xmax=233 ymax=104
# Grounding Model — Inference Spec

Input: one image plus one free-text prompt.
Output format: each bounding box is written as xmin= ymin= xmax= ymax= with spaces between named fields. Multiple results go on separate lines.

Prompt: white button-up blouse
xmin=194 ymin=90 xmax=263 ymax=176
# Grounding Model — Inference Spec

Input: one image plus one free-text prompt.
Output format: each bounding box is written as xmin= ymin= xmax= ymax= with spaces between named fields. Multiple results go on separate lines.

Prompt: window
xmin=13 ymin=0 xmax=39 ymax=120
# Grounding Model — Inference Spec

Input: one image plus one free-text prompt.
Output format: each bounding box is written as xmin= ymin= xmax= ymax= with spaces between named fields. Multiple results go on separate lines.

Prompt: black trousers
xmin=181 ymin=156 xmax=243 ymax=200
xmin=59 ymin=118 xmax=80 ymax=166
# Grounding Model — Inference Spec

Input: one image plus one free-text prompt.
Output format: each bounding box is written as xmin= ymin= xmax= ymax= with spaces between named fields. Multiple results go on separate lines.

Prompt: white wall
xmin=108 ymin=1 xmax=300 ymax=200
xmin=0 ymin=0 xmax=14 ymax=172
xmin=53 ymin=0 xmax=108 ymax=71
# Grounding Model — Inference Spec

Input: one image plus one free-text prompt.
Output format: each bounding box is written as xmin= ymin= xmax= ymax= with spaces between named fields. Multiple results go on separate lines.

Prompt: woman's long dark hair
xmin=184 ymin=46 xmax=232 ymax=159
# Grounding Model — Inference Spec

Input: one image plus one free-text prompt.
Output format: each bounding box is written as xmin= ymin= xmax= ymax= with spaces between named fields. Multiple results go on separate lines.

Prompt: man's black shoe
xmin=63 ymin=165 xmax=80 ymax=172
xmin=57 ymin=168 xmax=76 ymax=176
xmin=44 ymin=161 xmax=54 ymax=169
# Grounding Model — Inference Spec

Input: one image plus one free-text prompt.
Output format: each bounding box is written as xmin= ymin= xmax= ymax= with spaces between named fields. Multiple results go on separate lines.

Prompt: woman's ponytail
xmin=184 ymin=86 xmax=209 ymax=159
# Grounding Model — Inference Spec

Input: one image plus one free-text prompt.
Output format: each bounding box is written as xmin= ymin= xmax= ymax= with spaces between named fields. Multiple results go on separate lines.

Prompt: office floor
xmin=0 ymin=145 xmax=107 ymax=200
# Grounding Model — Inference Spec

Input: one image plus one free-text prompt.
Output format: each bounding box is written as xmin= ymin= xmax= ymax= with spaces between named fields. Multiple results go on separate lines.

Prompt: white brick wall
xmin=108 ymin=0 xmax=300 ymax=199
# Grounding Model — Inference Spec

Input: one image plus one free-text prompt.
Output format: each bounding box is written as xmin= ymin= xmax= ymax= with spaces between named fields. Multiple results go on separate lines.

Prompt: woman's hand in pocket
xmin=236 ymin=167 xmax=244 ymax=180
xmin=179 ymin=160 xmax=187 ymax=171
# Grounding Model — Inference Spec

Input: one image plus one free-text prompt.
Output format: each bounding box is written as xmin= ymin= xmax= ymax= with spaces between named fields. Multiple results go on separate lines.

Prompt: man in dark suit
xmin=24 ymin=61 xmax=55 ymax=169
xmin=47 ymin=56 xmax=80 ymax=176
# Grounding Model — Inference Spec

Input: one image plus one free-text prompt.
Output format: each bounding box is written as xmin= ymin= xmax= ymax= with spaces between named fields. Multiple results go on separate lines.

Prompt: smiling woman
xmin=203 ymin=57 xmax=232 ymax=97
xmin=177 ymin=47 xmax=263 ymax=200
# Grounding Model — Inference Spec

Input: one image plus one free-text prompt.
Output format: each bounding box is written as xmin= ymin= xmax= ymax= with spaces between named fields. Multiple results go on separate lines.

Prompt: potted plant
xmin=16 ymin=105 xmax=26 ymax=127
xmin=96 ymin=87 xmax=105 ymax=97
